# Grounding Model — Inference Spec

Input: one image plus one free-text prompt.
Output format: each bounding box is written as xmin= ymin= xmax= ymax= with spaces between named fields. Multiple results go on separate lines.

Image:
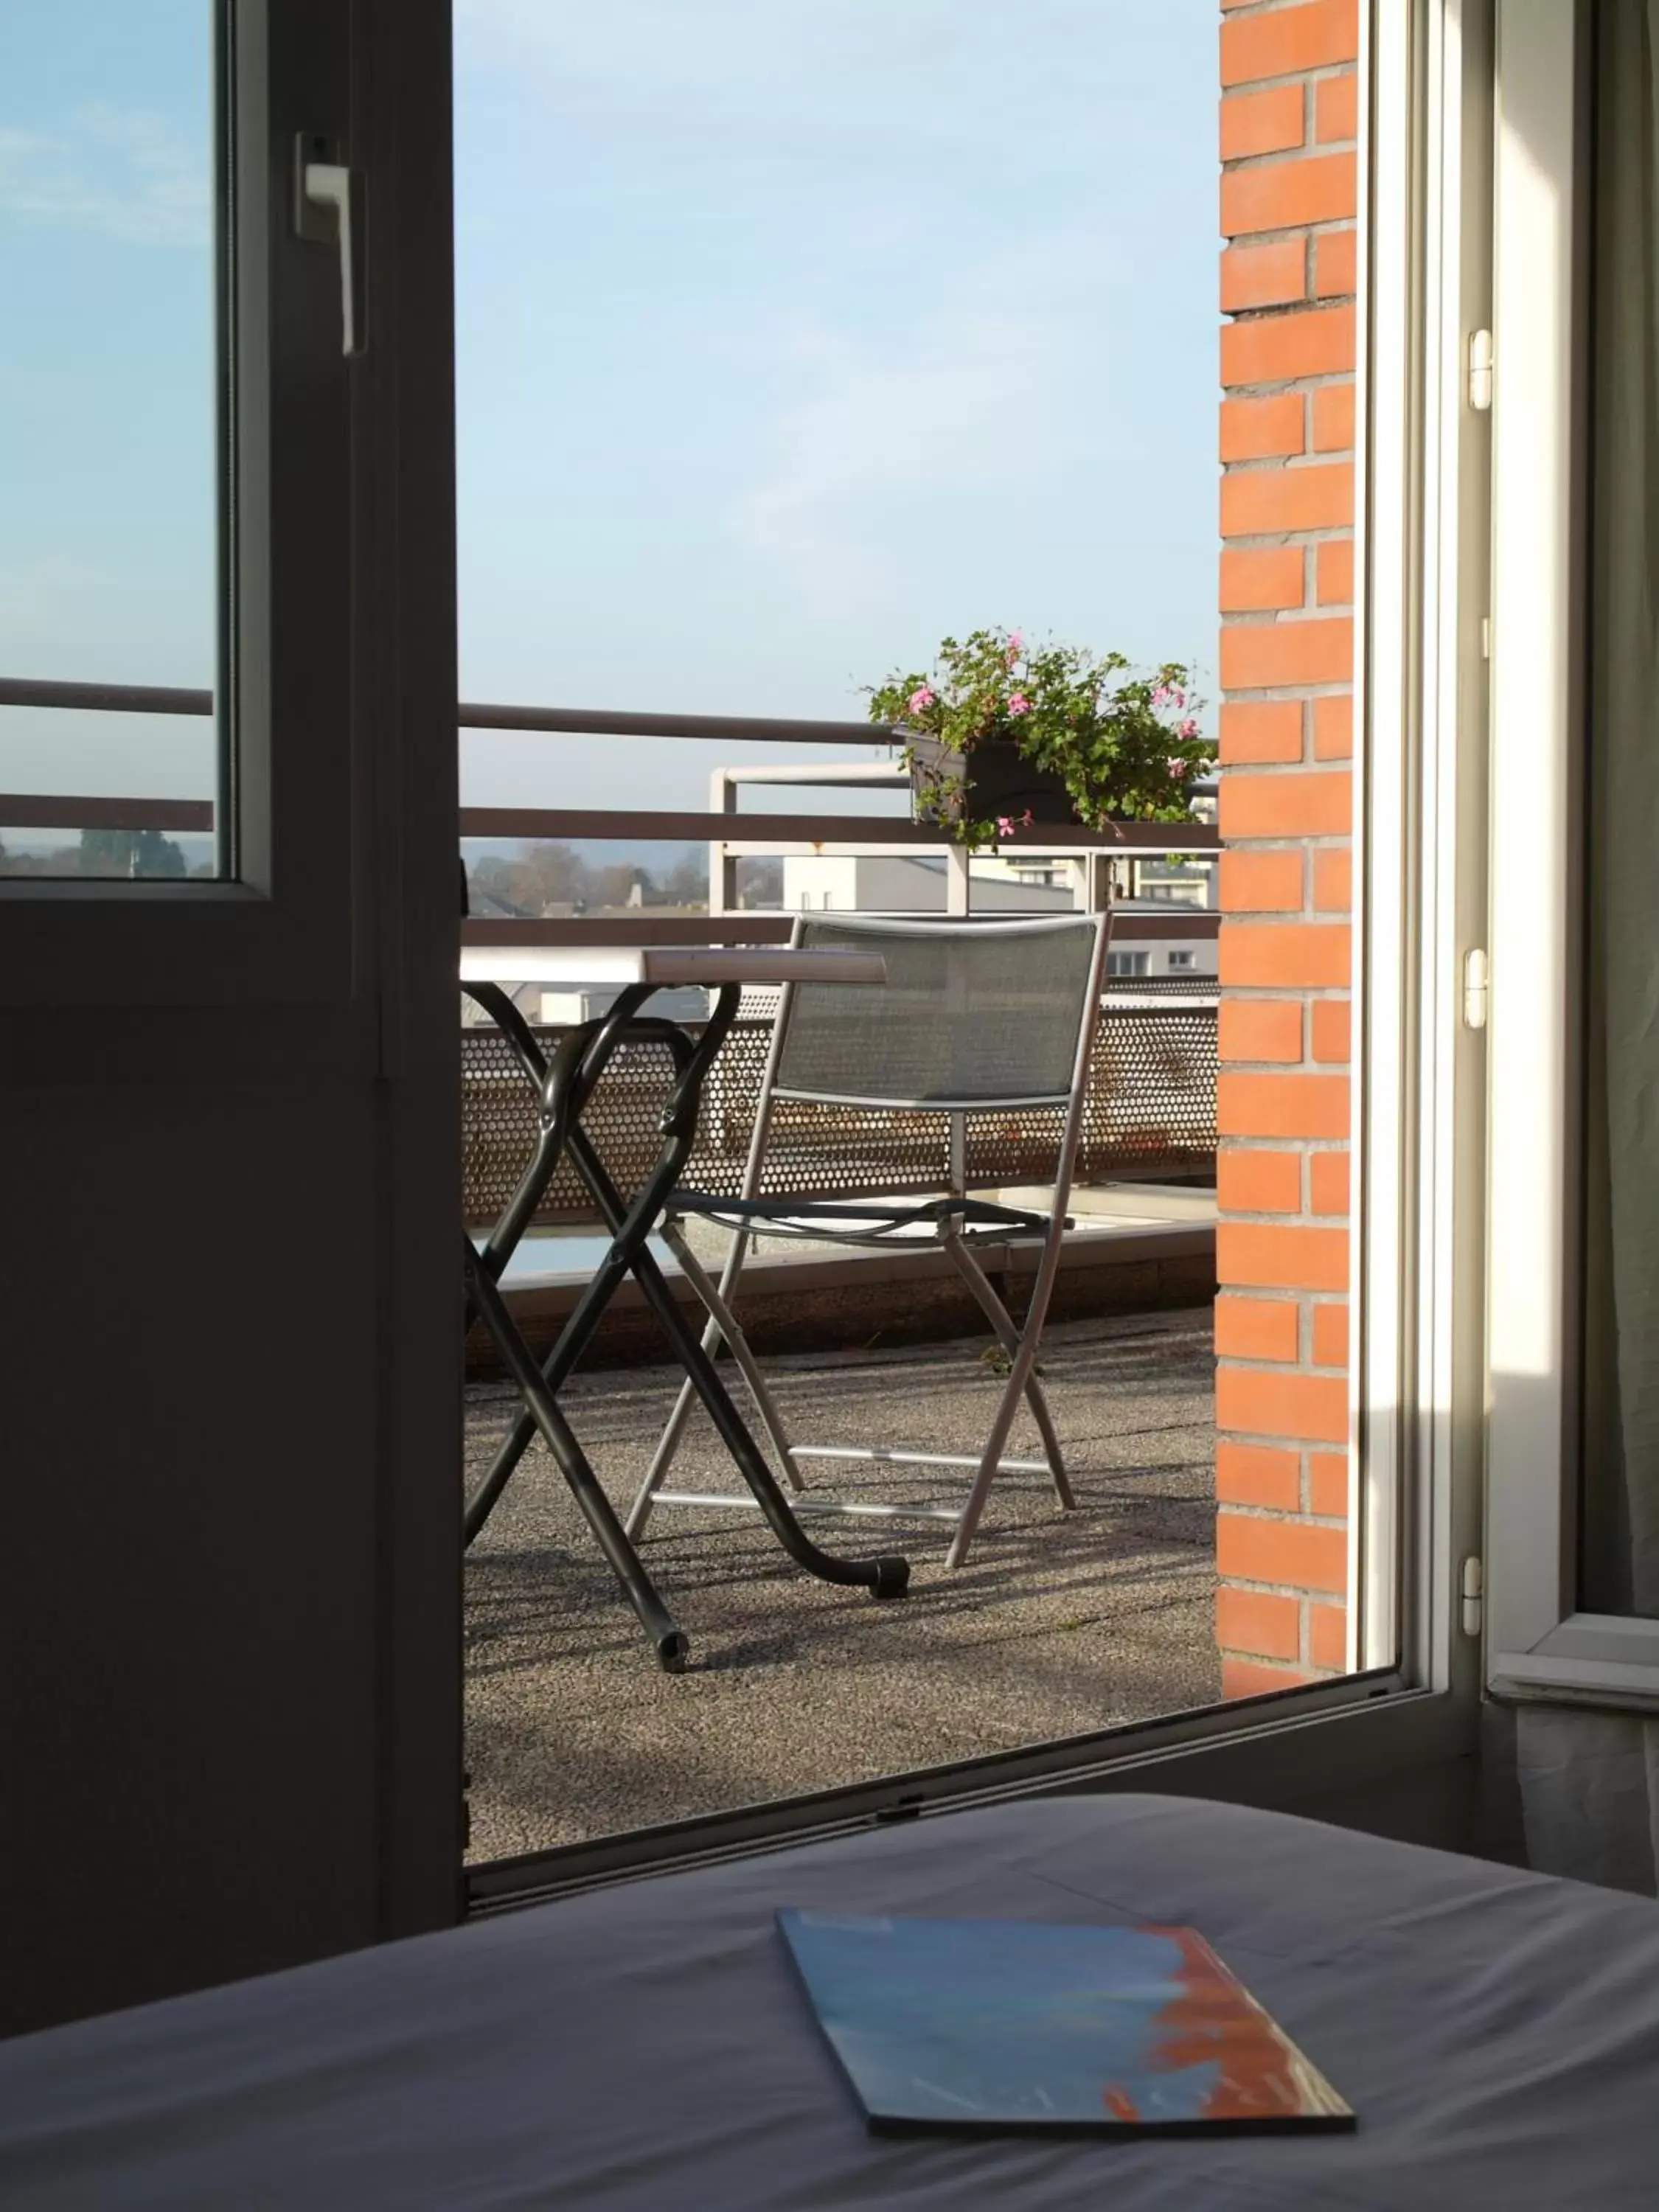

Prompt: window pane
xmin=0 ymin=1 xmax=222 ymax=880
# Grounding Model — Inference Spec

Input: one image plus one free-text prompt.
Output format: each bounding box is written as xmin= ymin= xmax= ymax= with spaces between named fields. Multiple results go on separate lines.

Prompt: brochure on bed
xmin=777 ymin=1909 xmax=1354 ymax=2137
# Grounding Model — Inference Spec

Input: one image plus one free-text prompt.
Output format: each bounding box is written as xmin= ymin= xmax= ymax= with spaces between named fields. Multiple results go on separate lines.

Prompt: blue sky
xmin=1 ymin=0 xmax=1218 ymax=821
xmin=0 ymin=1 xmax=215 ymax=810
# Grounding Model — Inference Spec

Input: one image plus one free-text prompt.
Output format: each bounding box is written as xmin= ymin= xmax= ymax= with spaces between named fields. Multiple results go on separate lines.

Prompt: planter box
xmin=907 ymin=734 xmax=1081 ymax=831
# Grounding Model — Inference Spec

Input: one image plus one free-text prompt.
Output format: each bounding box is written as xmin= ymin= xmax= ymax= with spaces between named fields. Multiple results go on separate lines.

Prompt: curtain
xmin=1517 ymin=0 xmax=1659 ymax=1894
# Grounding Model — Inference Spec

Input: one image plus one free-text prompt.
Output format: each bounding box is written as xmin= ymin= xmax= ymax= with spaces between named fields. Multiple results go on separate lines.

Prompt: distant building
xmin=783 ymin=852 xmax=1074 ymax=914
xmin=779 ymin=852 xmax=1217 ymax=978
xmin=535 ymin=984 xmax=707 ymax=1025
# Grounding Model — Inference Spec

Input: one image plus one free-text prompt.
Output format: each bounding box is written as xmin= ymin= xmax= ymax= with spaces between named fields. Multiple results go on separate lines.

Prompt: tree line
xmin=465 ymin=843 xmax=781 ymax=916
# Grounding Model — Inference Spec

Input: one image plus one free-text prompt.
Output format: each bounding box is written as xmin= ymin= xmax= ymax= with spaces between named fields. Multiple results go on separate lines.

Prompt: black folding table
xmin=461 ymin=944 xmax=911 ymax=1671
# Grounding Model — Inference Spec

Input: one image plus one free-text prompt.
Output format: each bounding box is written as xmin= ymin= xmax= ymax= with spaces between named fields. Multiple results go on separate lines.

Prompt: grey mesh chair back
xmin=630 ymin=910 xmax=1112 ymax=1570
xmin=774 ymin=914 xmax=1103 ymax=1113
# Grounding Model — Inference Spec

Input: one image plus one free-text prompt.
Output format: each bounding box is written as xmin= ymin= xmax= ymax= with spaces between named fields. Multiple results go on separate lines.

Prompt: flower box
xmin=870 ymin=628 xmax=1209 ymax=852
xmin=905 ymin=733 xmax=1078 ymax=833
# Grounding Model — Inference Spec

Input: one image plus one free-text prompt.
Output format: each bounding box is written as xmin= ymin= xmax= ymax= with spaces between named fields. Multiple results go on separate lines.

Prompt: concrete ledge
xmin=470 ymin=1220 xmax=1217 ymax=1375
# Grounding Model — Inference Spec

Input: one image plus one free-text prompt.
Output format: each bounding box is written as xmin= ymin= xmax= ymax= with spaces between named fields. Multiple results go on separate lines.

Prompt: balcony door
xmin=1485 ymin=0 xmax=1659 ymax=1706
xmin=0 ymin=0 xmax=461 ymax=2032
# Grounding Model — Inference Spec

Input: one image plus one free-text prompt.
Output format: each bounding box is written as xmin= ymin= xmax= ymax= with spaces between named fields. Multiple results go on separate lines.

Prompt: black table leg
xmin=556 ymin=1113 xmax=907 ymax=1599
xmin=462 ymin=988 xmax=669 ymax=1545
xmin=464 ymin=1238 xmax=689 ymax=1673
xmin=467 ymin=984 xmax=908 ymax=1601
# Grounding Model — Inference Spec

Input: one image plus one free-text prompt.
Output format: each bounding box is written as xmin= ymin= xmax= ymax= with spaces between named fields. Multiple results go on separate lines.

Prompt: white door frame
xmin=468 ymin=0 xmax=1500 ymax=1908
xmin=1480 ymin=1 xmax=1659 ymax=1706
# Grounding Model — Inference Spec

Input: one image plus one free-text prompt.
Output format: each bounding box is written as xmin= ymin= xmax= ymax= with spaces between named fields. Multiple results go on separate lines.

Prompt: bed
xmin=1 ymin=1792 xmax=1655 ymax=2208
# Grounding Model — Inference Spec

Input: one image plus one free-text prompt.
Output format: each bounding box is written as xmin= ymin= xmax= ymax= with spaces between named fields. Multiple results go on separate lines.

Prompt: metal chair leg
xmin=658 ymin=1219 xmax=807 ymax=1496
xmin=946 ymin=1203 xmax=1077 ymax=1571
xmin=947 ymin=1346 xmax=1043 ymax=1572
xmin=625 ymin=1221 xmax=768 ymax=1540
xmin=567 ymin=1128 xmax=908 ymax=1600
xmin=626 ymin=1370 xmax=702 ymax=1540
xmin=644 ymin=1224 xmax=1072 ymax=1549
xmin=942 ymin=1232 xmax=1074 ymax=1512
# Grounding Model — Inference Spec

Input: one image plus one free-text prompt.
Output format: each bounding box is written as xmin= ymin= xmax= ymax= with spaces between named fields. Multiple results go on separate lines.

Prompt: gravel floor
xmin=464 ymin=1305 xmax=1217 ymax=1863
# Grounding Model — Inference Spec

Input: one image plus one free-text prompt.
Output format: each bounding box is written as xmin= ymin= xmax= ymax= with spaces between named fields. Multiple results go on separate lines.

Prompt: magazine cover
xmin=778 ymin=1910 xmax=1354 ymax=2136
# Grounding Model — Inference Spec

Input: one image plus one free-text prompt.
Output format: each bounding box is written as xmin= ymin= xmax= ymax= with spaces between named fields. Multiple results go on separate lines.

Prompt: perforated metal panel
xmin=462 ymin=984 xmax=1217 ymax=1229
xmin=779 ymin=916 xmax=1101 ymax=1107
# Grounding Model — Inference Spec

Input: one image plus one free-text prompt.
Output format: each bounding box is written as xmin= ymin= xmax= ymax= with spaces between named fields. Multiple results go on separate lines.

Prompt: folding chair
xmin=626 ymin=911 xmax=1110 ymax=1569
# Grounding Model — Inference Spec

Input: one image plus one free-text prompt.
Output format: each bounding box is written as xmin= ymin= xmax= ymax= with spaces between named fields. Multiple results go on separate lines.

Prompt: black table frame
xmin=462 ymin=978 xmax=910 ymax=1671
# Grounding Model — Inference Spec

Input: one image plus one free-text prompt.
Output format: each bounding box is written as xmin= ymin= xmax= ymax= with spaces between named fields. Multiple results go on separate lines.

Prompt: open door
xmin=0 ymin=0 xmax=460 ymax=2032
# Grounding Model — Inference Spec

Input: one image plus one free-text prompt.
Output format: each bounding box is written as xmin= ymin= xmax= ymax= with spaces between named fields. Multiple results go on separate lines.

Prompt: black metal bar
xmin=463 ymin=1240 xmax=689 ymax=1673
xmin=457 ymin=703 xmax=894 ymax=745
xmin=557 ymin=986 xmax=907 ymax=1596
xmin=459 ymin=984 xmax=571 ymax=1298
xmin=457 ymin=806 xmax=1220 ymax=849
xmin=474 ymin=1052 xmax=581 ymax=1287
xmin=0 ymin=675 xmax=894 ymax=746
xmin=0 ymin=793 xmax=216 ymax=832
xmin=462 ymin=991 xmax=679 ymax=1543
xmin=459 ymin=988 xmax=622 ymax=1537
xmin=0 ymin=677 xmax=215 ymax=716
xmin=463 ymin=978 xmax=548 ymax=1090
xmin=465 ymin=981 xmax=909 ymax=1600
xmin=463 ymin=990 xmax=717 ymax=1543
xmin=1 ymin=681 xmax=1214 ymax=819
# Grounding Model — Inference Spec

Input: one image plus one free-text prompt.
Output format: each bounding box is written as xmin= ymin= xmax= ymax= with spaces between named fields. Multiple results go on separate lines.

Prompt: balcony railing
xmin=463 ymin=985 xmax=1217 ymax=1231
xmin=0 ymin=675 xmax=1220 ymax=942
xmin=5 ymin=672 xmax=1222 ymax=1214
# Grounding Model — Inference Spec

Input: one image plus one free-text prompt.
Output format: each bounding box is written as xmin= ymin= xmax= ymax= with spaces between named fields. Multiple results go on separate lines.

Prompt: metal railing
xmin=6 ymin=675 xmax=1222 ymax=1191
xmin=1 ymin=676 xmax=1222 ymax=945
xmin=462 ymin=984 xmax=1217 ymax=1230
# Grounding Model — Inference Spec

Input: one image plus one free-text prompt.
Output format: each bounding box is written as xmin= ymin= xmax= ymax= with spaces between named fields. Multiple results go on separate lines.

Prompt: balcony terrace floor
xmin=464 ymin=1305 xmax=1217 ymax=1863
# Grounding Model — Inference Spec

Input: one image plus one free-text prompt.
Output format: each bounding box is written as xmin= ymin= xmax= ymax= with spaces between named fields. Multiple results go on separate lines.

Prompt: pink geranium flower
xmin=1152 ymin=684 xmax=1171 ymax=707
xmin=1007 ymin=692 xmax=1031 ymax=716
xmin=908 ymin=685 xmax=935 ymax=713
xmin=1006 ymin=630 xmax=1024 ymax=661
xmin=1178 ymin=717 xmax=1199 ymax=738
xmin=1166 ymin=757 xmax=1190 ymax=779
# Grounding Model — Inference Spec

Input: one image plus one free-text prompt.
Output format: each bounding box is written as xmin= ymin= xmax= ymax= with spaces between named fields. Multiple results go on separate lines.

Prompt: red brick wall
xmin=1215 ymin=0 xmax=1357 ymax=1696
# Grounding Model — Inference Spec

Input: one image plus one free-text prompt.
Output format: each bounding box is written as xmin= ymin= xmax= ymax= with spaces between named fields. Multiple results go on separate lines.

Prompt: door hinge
xmin=1461 ymin=1556 xmax=1484 ymax=1638
xmin=1468 ymin=327 xmax=1494 ymax=411
xmin=1463 ymin=947 xmax=1489 ymax=1030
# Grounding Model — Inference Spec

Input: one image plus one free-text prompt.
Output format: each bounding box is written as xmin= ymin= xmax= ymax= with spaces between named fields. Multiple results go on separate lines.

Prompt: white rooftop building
xmin=779 ymin=852 xmax=1217 ymax=978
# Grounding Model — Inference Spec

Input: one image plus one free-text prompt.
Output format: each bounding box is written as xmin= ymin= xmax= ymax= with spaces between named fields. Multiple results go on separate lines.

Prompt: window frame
xmin=1371 ymin=0 xmax=1494 ymax=1712
xmin=1482 ymin=1 xmax=1659 ymax=1708
xmin=0 ymin=0 xmax=364 ymax=1012
xmin=1479 ymin=0 xmax=1659 ymax=1710
xmin=464 ymin=0 xmax=1492 ymax=1910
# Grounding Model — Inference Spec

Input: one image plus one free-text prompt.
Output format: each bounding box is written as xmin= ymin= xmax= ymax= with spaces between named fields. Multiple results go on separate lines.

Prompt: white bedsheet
xmin=1 ymin=1792 xmax=1657 ymax=2209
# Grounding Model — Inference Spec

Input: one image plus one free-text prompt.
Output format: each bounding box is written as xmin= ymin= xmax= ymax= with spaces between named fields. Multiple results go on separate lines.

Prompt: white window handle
xmin=296 ymin=136 xmax=364 ymax=357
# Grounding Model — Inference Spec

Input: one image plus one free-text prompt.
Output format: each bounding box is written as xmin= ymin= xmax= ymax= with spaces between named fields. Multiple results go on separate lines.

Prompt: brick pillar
xmin=1214 ymin=0 xmax=1357 ymax=1696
